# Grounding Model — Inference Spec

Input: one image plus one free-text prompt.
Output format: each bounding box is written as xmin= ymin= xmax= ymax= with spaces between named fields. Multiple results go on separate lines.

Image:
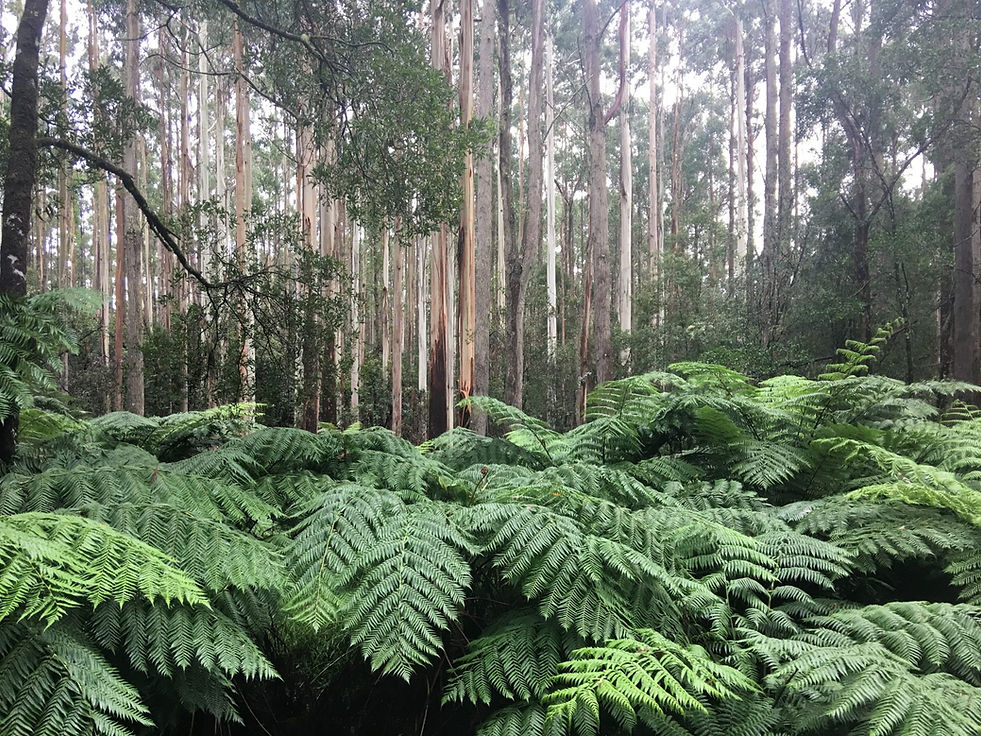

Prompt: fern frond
xmin=789 ymin=498 xmax=977 ymax=573
xmin=544 ymin=629 xmax=755 ymax=735
xmin=220 ymin=425 xmax=340 ymax=476
xmin=336 ymin=499 xmax=473 ymax=679
xmin=731 ymin=440 xmax=811 ymax=491
xmin=0 ymin=512 xmax=207 ymax=626
xmin=476 ymin=703 xmax=559 ymax=736
xmin=87 ymin=412 xmax=160 ymax=447
xmin=287 ymin=487 xmax=473 ymax=678
xmin=818 ymin=320 xmax=900 ymax=380
xmin=487 ymin=505 xmax=693 ymax=640
xmin=770 ymin=641 xmax=981 ymax=736
xmin=285 ymin=484 xmax=400 ymax=630
xmin=461 ymin=396 xmax=563 ymax=461
xmin=0 ymin=620 xmax=152 ymax=736
xmin=87 ymin=501 xmax=284 ymax=592
xmin=444 ymin=611 xmax=578 ymax=704
xmin=424 ymin=427 xmax=546 ymax=471
xmin=90 ymin=601 xmax=276 ymax=680
xmin=800 ymin=602 xmax=981 ymax=683
xmin=817 ymin=438 xmax=981 ymax=526
xmin=947 ymin=549 xmax=981 ymax=604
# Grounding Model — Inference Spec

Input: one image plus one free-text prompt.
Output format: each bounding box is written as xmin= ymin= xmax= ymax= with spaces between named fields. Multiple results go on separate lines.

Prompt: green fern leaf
xmin=444 ymin=611 xmax=579 ymax=704
xmin=544 ymin=629 xmax=755 ymax=735
xmin=0 ymin=620 xmax=152 ymax=736
xmin=0 ymin=513 xmax=207 ymax=626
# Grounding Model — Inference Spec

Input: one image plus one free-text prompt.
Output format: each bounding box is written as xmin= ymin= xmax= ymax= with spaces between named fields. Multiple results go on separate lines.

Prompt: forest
xmin=1 ymin=0 xmax=980 ymax=735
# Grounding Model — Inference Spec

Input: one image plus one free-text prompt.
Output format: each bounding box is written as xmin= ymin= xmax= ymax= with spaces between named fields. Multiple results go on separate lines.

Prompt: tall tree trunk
xmin=87 ymin=0 xmax=110 ymax=377
xmin=503 ymin=0 xmax=544 ymax=409
xmin=546 ymin=32 xmax=557 ymax=361
xmin=775 ymin=0 xmax=793 ymax=323
xmin=392 ymin=227 xmax=405 ymax=435
xmin=417 ymin=235 xmax=427 ymax=395
xmin=155 ymin=28 xmax=173 ymax=332
xmin=473 ymin=0 xmax=495 ymax=434
xmin=381 ymin=225 xmax=391 ymax=379
xmin=648 ymin=5 xmax=660 ymax=288
xmin=233 ymin=22 xmax=254 ymax=403
xmin=122 ymin=0 xmax=144 ymax=415
xmin=585 ymin=0 xmax=613 ymax=386
xmin=733 ymin=14 xmax=748 ymax=276
xmin=57 ymin=0 xmax=71 ymax=290
xmin=351 ymin=224 xmax=364 ymax=420
xmin=762 ymin=0 xmax=778 ymax=331
xmin=457 ymin=0 xmax=476 ymax=427
xmin=498 ymin=0 xmax=517 ymax=403
xmin=950 ymin=4 xmax=980 ymax=384
xmin=617 ymin=3 xmax=632 ymax=356
xmin=427 ymin=0 xmax=452 ymax=437
xmin=299 ymin=126 xmax=321 ymax=432
xmin=0 ymin=0 xmax=49 ymax=462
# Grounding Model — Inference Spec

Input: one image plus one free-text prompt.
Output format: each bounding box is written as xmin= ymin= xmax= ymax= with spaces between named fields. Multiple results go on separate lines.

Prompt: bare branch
xmin=37 ymin=136 xmax=211 ymax=288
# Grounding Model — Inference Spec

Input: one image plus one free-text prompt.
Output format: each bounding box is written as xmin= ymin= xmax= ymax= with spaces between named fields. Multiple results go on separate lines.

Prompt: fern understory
xmin=3 ymin=324 xmax=981 ymax=736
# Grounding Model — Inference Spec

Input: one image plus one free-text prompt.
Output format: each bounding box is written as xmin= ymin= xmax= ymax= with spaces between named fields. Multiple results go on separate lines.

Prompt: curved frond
xmin=544 ymin=629 xmax=755 ymax=735
xmin=0 ymin=621 xmax=152 ymax=736
xmin=444 ymin=611 xmax=578 ymax=704
xmin=0 ymin=512 xmax=206 ymax=626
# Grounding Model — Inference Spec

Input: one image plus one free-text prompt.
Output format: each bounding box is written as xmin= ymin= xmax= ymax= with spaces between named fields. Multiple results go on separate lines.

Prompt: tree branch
xmin=37 ymin=136 xmax=211 ymax=288
xmin=603 ymin=1 xmax=629 ymax=126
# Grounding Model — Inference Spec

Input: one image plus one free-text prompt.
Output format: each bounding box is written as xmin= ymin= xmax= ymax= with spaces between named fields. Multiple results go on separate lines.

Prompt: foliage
xmin=3 ymin=345 xmax=981 ymax=734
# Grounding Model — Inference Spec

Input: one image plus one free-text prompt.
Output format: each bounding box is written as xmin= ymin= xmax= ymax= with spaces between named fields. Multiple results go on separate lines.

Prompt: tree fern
xmin=799 ymin=601 xmax=981 ymax=683
xmin=0 ymin=512 xmax=206 ymax=626
xmin=544 ymin=629 xmax=756 ymax=735
xmin=0 ymin=621 xmax=153 ymax=736
xmin=769 ymin=642 xmax=981 ymax=736
xmin=444 ymin=610 xmax=578 ymax=704
xmin=287 ymin=486 xmax=473 ymax=678
xmin=476 ymin=703 xmax=559 ymax=736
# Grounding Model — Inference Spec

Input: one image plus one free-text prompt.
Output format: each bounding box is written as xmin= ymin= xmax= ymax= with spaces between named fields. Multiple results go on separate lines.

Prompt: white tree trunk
xmin=733 ymin=15 xmax=748 ymax=272
xmin=617 ymin=6 xmax=632 ymax=350
xmin=417 ymin=234 xmax=428 ymax=394
xmin=350 ymin=223 xmax=364 ymax=420
xmin=233 ymin=22 xmax=254 ymax=402
xmin=546 ymin=33 xmax=557 ymax=360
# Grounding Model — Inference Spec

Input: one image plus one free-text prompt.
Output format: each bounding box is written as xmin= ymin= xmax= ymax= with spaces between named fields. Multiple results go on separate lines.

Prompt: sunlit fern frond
xmin=543 ymin=629 xmax=756 ymax=736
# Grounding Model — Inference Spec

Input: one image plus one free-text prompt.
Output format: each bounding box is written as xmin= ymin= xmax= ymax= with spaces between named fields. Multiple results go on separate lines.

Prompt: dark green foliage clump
xmin=3 ymin=333 xmax=981 ymax=735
